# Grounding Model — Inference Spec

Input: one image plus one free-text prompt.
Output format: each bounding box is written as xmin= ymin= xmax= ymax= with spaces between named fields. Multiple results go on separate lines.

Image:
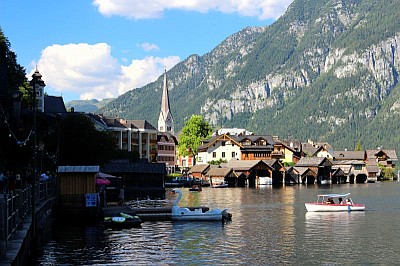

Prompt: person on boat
xmin=326 ymin=197 xmax=335 ymax=204
xmin=346 ymin=198 xmax=351 ymax=205
xmin=338 ymin=197 xmax=343 ymax=204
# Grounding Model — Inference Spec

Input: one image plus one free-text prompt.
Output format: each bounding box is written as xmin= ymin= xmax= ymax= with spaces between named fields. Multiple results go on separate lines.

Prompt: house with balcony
xmin=301 ymin=139 xmax=334 ymax=159
xmin=366 ymin=148 xmax=398 ymax=168
xmin=157 ymin=132 xmax=178 ymax=173
xmin=197 ymin=134 xmax=242 ymax=164
xmin=87 ymin=114 xmax=159 ymax=162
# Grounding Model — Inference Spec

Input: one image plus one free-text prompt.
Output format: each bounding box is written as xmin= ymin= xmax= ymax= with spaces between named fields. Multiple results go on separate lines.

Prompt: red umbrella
xmin=96 ymin=178 xmax=110 ymax=186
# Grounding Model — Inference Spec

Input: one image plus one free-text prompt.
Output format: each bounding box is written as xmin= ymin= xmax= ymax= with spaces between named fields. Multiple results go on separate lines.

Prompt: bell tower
xmin=158 ymin=69 xmax=174 ymax=133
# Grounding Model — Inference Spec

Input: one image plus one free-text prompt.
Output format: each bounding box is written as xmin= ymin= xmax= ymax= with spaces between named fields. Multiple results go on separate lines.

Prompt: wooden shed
xmin=57 ymin=165 xmax=100 ymax=218
xmin=206 ymin=167 xmax=233 ymax=186
xmin=101 ymin=159 xmax=166 ymax=200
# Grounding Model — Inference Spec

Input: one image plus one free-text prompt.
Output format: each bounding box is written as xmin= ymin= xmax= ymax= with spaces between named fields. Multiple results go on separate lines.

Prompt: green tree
xmin=59 ymin=114 xmax=117 ymax=166
xmin=355 ymin=140 xmax=363 ymax=151
xmin=178 ymin=115 xmax=212 ymax=161
xmin=380 ymin=166 xmax=395 ymax=180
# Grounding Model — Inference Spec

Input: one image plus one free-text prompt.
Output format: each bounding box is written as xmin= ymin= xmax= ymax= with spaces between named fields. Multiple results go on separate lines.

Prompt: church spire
xmin=158 ymin=68 xmax=174 ymax=133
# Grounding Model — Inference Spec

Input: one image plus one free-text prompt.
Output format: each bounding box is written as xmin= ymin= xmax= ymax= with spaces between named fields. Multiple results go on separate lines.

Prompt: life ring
xmin=112 ymin=217 xmax=126 ymax=223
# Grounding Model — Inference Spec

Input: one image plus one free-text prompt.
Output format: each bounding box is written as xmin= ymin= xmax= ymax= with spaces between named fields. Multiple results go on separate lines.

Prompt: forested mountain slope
xmin=100 ymin=0 xmax=400 ymax=151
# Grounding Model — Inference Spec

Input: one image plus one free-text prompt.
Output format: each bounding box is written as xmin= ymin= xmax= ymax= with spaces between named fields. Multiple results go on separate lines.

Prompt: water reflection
xmin=33 ymin=183 xmax=400 ymax=265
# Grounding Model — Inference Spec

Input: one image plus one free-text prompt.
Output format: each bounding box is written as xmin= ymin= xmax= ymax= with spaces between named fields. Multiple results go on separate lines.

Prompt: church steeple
xmin=158 ymin=69 xmax=174 ymax=133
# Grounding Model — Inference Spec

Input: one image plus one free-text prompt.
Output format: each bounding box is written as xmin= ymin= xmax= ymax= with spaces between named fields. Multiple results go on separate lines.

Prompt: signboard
xmin=85 ymin=193 xmax=98 ymax=207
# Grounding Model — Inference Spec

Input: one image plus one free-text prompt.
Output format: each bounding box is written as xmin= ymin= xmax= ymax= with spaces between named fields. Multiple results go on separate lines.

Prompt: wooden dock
xmin=102 ymin=205 xmax=210 ymax=221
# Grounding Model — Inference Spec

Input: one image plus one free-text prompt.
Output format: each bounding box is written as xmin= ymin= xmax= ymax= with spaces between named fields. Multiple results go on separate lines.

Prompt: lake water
xmin=32 ymin=182 xmax=400 ymax=265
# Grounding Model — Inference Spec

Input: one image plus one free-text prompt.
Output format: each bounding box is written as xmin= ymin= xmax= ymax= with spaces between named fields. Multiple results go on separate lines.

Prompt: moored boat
xmin=104 ymin=212 xmax=142 ymax=228
xmin=305 ymin=193 xmax=365 ymax=212
xmin=212 ymin=182 xmax=228 ymax=188
xmin=171 ymin=189 xmax=231 ymax=221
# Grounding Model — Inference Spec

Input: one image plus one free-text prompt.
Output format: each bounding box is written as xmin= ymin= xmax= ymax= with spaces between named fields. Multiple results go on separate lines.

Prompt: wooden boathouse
xmin=57 ymin=165 xmax=101 ymax=218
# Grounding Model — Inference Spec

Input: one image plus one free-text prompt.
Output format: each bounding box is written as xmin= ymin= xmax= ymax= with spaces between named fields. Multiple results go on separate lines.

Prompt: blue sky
xmin=1 ymin=0 xmax=293 ymax=103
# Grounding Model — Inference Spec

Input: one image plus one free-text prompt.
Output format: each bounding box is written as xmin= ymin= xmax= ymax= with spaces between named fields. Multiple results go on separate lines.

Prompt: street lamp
xmin=29 ymin=69 xmax=45 ymax=237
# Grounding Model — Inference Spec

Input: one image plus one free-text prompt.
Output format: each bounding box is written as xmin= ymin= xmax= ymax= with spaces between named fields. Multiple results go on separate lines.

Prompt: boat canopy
xmin=317 ymin=193 xmax=350 ymax=198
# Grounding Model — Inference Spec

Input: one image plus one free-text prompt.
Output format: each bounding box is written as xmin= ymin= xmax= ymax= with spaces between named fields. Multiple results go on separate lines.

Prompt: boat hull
xmin=305 ymin=203 xmax=365 ymax=212
xmin=172 ymin=206 xmax=228 ymax=221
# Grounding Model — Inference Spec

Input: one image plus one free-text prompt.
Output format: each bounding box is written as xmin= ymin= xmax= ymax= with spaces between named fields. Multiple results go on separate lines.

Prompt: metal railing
xmin=1 ymin=179 xmax=56 ymax=249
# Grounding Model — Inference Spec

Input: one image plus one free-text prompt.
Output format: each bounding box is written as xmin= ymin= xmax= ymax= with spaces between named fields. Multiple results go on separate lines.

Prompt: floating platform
xmin=102 ymin=205 xmax=231 ymax=221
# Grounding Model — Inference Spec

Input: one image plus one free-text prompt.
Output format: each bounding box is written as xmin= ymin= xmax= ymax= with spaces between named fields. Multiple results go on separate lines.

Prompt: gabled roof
xmin=188 ymin=164 xmax=210 ymax=174
xmin=301 ymin=143 xmax=319 ymax=156
xmin=225 ymin=159 xmax=266 ymax=171
xmin=366 ymin=149 xmax=398 ymax=161
xmin=198 ymin=133 xmax=243 ymax=150
xmin=293 ymin=166 xmax=316 ymax=176
xmin=334 ymin=151 xmax=366 ymax=160
xmin=44 ymin=95 xmax=67 ymax=114
xmin=206 ymin=167 xmax=232 ymax=177
xmin=237 ymin=135 xmax=275 ymax=145
xmin=366 ymin=164 xmax=379 ymax=173
xmin=157 ymin=132 xmax=178 ymax=144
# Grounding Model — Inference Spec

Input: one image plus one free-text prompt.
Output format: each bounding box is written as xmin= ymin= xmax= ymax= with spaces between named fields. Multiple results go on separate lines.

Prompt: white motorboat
xmin=171 ymin=189 xmax=230 ymax=221
xmin=259 ymin=176 xmax=272 ymax=185
xmin=212 ymin=182 xmax=228 ymax=188
xmin=305 ymin=193 xmax=365 ymax=212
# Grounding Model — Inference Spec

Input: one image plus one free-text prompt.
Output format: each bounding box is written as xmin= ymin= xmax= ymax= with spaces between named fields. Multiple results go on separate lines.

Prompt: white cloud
xmin=139 ymin=42 xmax=160 ymax=52
xmin=33 ymin=43 xmax=180 ymax=101
xmin=118 ymin=55 xmax=180 ymax=95
xmin=92 ymin=0 xmax=293 ymax=20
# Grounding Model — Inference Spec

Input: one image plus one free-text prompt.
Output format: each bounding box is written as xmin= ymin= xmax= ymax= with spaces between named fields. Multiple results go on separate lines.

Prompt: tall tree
xmin=355 ymin=140 xmax=363 ymax=151
xmin=59 ymin=114 xmax=117 ymax=166
xmin=0 ymin=27 xmax=26 ymax=98
xmin=178 ymin=115 xmax=212 ymax=160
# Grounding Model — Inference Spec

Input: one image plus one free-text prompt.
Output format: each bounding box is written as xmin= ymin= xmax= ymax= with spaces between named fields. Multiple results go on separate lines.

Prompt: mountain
xmin=100 ymin=0 xmax=400 ymax=151
xmin=66 ymin=99 xmax=114 ymax=113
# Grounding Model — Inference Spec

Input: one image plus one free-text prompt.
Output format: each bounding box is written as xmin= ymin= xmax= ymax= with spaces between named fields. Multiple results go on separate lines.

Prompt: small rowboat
xmin=305 ymin=193 xmax=365 ymax=212
xmin=104 ymin=212 xmax=142 ymax=228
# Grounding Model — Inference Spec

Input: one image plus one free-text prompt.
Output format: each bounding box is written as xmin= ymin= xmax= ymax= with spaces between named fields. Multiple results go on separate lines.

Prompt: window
xmin=354 ymin=164 xmax=362 ymax=170
xmin=212 ymin=152 xmax=216 ymax=158
xmin=222 ymin=152 xmax=225 ymax=158
xmin=221 ymin=142 xmax=225 ymax=146
xmin=232 ymin=152 xmax=235 ymax=158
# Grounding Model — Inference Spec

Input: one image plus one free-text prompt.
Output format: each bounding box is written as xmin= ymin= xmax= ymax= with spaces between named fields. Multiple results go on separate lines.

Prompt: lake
xmin=32 ymin=182 xmax=400 ymax=265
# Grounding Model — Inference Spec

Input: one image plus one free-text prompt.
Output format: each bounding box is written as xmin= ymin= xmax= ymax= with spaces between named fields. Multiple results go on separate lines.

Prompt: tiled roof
xmin=366 ymin=149 xmax=398 ymax=161
xmin=293 ymin=166 xmax=315 ymax=176
xmin=206 ymin=167 xmax=232 ymax=177
xmin=225 ymin=159 xmax=262 ymax=171
xmin=296 ymin=157 xmax=326 ymax=166
xmin=332 ymin=160 xmax=365 ymax=166
xmin=334 ymin=151 xmax=365 ymax=160
xmin=188 ymin=164 xmax=210 ymax=174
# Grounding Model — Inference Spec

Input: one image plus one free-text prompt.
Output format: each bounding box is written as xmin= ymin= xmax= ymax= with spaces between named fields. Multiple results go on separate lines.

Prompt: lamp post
xmin=29 ymin=69 xmax=45 ymax=237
